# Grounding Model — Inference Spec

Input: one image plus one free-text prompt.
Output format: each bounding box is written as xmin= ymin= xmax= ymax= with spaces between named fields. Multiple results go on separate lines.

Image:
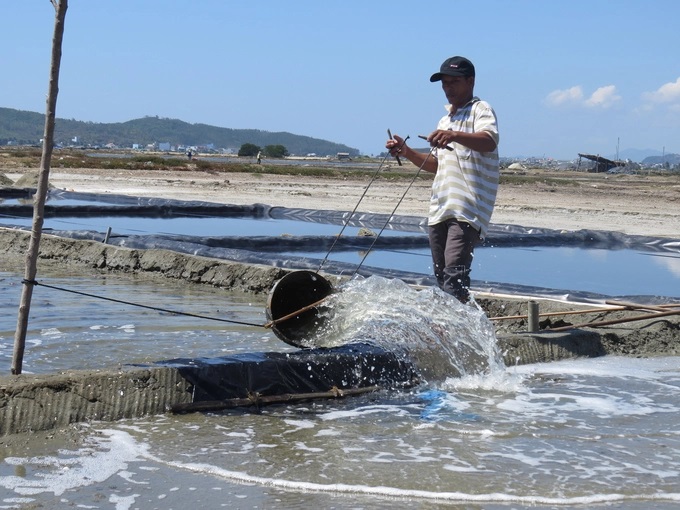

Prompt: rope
xmin=351 ymin=148 xmax=435 ymax=278
xmin=316 ymin=135 xmax=410 ymax=273
xmin=22 ymin=278 xmax=265 ymax=328
xmin=262 ymin=296 xmax=329 ymax=329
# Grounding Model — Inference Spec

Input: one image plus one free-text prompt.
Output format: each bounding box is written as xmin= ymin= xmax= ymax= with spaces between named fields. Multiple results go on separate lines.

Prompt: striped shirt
xmin=428 ymin=97 xmax=500 ymax=238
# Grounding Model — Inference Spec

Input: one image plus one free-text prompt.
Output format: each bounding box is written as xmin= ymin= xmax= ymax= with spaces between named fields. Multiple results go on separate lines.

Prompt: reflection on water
xmin=476 ymin=246 xmax=680 ymax=298
xmin=289 ymin=245 xmax=680 ymax=299
xmin=0 ymin=214 xmax=420 ymax=238
xmin=0 ymin=271 xmax=284 ymax=374
xmin=3 ymin=210 xmax=678 ymax=297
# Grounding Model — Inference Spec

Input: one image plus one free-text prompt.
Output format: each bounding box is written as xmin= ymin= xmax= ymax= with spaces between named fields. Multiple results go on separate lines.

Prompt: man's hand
xmin=386 ymin=133 xmax=408 ymax=158
xmin=426 ymin=130 xmax=457 ymax=149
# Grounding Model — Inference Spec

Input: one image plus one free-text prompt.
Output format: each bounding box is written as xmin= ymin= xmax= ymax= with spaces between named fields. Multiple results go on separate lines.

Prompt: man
xmin=387 ymin=56 xmax=500 ymax=302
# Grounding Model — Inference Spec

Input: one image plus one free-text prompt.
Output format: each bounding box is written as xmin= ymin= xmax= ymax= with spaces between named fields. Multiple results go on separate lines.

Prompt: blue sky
xmin=2 ymin=0 xmax=679 ymax=160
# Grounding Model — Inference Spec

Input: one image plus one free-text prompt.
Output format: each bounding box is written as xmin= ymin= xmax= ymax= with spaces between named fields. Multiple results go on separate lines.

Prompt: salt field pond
xmin=1 ymin=272 xmax=680 ymax=509
xmin=2 ymin=216 xmax=679 ymax=298
xmin=1 ymin=189 xmax=680 ymax=508
xmin=1 ymin=189 xmax=679 ymax=299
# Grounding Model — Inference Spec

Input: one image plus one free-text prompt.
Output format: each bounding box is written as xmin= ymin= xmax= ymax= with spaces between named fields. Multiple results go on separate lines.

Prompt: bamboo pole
xmin=547 ymin=308 xmax=680 ymax=333
xmin=604 ymin=300 xmax=680 ymax=313
xmin=490 ymin=305 xmax=624 ymax=321
xmin=490 ymin=302 xmax=680 ymax=321
xmin=12 ymin=0 xmax=68 ymax=375
xmin=170 ymin=385 xmax=380 ymax=414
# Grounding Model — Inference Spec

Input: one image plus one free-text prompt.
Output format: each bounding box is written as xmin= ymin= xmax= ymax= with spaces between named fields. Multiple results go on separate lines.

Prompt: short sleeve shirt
xmin=429 ymin=97 xmax=500 ymax=238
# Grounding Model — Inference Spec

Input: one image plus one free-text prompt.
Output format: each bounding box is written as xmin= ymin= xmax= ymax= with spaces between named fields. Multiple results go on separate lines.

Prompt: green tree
xmin=264 ymin=144 xmax=289 ymax=158
xmin=238 ymin=143 xmax=260 ymax=157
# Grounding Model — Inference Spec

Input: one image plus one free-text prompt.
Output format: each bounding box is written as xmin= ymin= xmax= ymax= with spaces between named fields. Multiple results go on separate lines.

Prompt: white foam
xmin=514 ymin=356 xmax=680 ymax=381
xmin=109 ymin=493 xmax=139 ymax=510
xmin=117 ymin=324 xmax=135 ymax=333
xmin=472 ymin=357 xmax=680 ymax=431
xmin=39 ymin=328 xmax=61 ymax=337
xmin=281 ymin=418 xmax=316 ymax=432
xmin=293 ymin=442 xmax=324 ymax=453
xmin=4 ymin=425 xmax=679 ymax=507
xmin=152 ymin=456 xmax=680 ymax=506
xmin=314 ymin=428 xmax=341 ymax=437
xmin=443 ymin=368 xmax=526 ymax=393
xmin=318 ymin=404 xmax=411 ymax=421
xmin=0 ymin=429 xmax=147 ymax=497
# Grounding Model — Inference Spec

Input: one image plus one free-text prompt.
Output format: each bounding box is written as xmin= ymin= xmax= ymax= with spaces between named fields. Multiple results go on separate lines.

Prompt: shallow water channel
xmin=1 ymin=271 xmax=680 ymax=509
xmin=2 ymin=190 xmax=680 ymax=508
xmin=3 ymin=355 xmax=680 ymax=509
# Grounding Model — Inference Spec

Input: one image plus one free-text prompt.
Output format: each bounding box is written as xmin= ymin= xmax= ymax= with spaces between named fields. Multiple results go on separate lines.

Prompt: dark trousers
xmin=428 ymin=219 xmax=480 ymax=302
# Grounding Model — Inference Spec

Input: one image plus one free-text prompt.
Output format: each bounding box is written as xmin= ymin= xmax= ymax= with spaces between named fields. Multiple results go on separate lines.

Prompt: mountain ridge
xmin=0 ymin=107 xmax=359 ymax=156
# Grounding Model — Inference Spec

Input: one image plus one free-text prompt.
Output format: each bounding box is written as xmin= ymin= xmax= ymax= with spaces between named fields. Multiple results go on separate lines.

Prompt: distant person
xmin=257 ymin=151 xmax=262 ymax=164
xmin=186 ymin=150 xmax=193 ymax=160
xmin=386 ymin=56 xmax=500 ymax=303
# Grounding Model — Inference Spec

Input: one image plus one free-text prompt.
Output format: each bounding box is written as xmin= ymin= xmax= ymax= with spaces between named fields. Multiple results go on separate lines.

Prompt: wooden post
xmin=527 ymin=300 xmax=539 ymax=332
xmin=12 ymin=0 xmax=68 ymax=375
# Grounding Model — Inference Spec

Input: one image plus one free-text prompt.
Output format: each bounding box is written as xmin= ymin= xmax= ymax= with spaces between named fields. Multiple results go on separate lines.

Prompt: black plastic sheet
xmin=157 ymin=343 xmax=419 ymax=402
xmin=2 ymin=188 xmax=679 ymax=302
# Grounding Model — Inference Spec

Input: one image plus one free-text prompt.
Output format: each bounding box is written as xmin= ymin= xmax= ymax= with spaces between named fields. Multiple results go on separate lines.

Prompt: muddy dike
xmin=0 ymin=227 xmax=289 ymax=294
xmin=1 ymin=227 xmax=679 ymax=436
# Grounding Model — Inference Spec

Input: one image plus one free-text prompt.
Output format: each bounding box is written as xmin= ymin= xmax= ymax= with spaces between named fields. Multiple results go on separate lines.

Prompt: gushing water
xmin=302 ymin=276 xmax=505 ymax=381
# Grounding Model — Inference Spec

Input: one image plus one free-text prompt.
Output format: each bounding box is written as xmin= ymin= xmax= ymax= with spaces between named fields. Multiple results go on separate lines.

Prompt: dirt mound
xmin=12 ymin=171 xmax=53 ymax=189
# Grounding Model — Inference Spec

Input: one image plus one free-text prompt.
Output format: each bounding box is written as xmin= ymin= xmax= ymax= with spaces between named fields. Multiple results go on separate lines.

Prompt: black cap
xmin=430 ymin=56 xmax=475 ymax=82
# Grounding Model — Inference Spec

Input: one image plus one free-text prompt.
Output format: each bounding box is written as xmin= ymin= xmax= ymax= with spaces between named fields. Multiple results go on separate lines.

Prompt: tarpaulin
xmin=157 ymin=342 xmax=419 ymax=401
xmin=2 ymin=189 xmax=679 ymax=302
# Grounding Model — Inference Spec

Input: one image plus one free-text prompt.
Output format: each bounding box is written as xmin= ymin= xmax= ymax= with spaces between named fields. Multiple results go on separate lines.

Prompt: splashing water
xmin=304 ymin=276 xmax=505 ymax=382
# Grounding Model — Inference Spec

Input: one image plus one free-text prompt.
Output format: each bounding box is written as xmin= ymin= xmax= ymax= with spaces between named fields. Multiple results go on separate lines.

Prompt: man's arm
xmin=427 ymin=130 xmax=497 ymax=153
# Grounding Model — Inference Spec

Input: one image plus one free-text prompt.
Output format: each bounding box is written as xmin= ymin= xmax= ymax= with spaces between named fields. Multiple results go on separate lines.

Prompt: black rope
xmin=22 ymin=278 xmax=265 ymax=328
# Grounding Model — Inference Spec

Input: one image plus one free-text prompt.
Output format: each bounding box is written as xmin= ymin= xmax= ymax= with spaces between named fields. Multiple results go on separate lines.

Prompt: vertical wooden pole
xmin=527 ymin=300 xmax=539 ymax=333
xmin=12 ymin=0 xmax=68 ymax=375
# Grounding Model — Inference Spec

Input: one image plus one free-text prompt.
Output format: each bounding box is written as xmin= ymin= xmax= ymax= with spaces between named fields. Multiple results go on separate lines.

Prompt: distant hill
xmin=609 ymin=148 xmax=668 ymax=163
xmin=613 ymin=148 xmax=657 ymax=162
xmin=642 ymin=153 xmax=680 ymax=166
xmin=609 ymin=148 xmax=679 ymax=165
xmin=0 ymin=107 xmax=359 ymax=156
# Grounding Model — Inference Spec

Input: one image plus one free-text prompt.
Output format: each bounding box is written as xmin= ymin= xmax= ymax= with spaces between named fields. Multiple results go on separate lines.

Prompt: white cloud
xmin=653 ymin=255 xmax=680 ymax=278
xmin=546 ymin=85 xmax=620 ymax=108
xmin=643 ymin=77 xmax=680 ymax=104
xmin=545 ymin=86 xmax=583 ymax=106
xmin=585 ymin=85 xmax=621 ymax=108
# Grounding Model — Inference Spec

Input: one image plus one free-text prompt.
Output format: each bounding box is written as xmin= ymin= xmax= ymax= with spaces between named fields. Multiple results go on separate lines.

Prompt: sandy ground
xmin=13 ymin=165 xmax=679 ymax=239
